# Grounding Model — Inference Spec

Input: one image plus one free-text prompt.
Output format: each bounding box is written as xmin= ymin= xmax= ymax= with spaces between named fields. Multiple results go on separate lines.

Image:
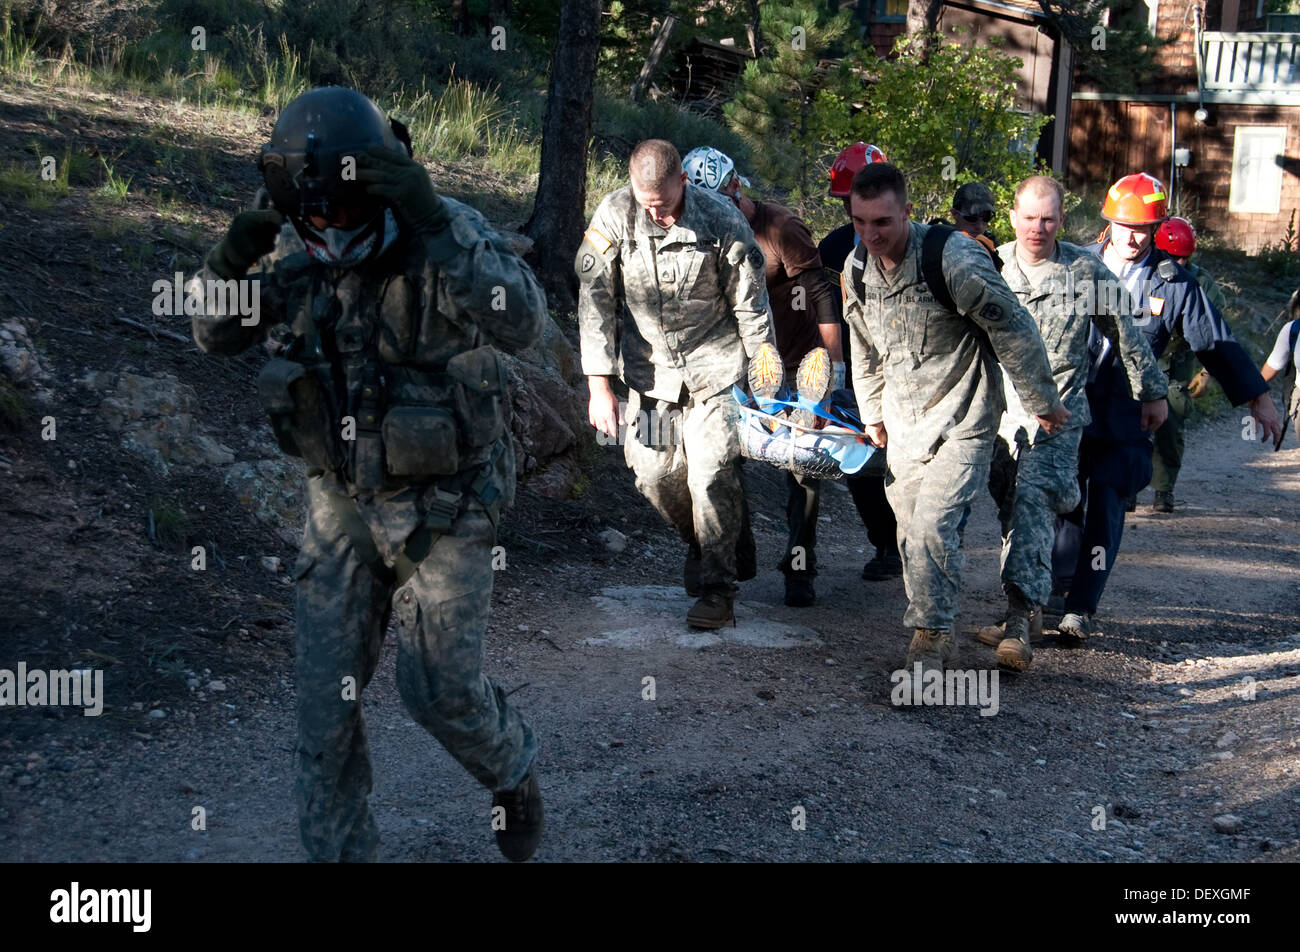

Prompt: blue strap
xmin=733 ymin=385 xmax=864 ymax=432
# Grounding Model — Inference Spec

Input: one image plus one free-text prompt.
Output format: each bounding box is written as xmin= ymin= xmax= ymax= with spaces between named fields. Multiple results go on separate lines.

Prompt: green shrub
xmin=595 ymin=92 xmax=752 ymax=167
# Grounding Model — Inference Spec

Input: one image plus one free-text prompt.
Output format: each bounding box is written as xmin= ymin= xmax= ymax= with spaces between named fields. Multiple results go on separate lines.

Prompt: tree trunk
xmin=524 ymin=0 xmax=603 ymax=314
xmin=630 ymin=15 xmax=678 ymax=101
xmin=905 ymin=0 xmax=944 ymax=60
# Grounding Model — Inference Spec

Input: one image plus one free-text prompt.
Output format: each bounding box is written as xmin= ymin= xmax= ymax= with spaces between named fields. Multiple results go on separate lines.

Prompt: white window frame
xmin=1229 ymin=126 xmax=1287 ymax=214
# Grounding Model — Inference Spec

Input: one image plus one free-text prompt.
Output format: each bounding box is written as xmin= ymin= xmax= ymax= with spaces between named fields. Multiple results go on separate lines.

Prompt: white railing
xmin=1201 ymin=32 xmax=1300 ymax=92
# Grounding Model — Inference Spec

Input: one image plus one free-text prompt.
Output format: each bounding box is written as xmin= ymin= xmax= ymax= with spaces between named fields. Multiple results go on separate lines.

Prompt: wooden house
xmin=1069 ymin=1 xmax=1300 ymax=251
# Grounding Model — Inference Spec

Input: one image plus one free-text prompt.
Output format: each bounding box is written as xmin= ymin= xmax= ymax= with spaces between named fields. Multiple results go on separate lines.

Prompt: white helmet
xmin=682 ymin=146 xmax=750 ymax=191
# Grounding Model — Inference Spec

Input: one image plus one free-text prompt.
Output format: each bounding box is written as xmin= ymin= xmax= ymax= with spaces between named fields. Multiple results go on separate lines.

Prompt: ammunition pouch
xmin=381 ymin=405 xmax=459 ymax=477
xmin=446 ymin=345 xmax=505 ymax=449
xmin=257 ymin=358 xmax=344 ymax=472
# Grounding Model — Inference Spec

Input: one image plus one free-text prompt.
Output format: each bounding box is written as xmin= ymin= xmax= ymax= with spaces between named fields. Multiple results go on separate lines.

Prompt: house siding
xmin=1069 ymin=98 xmax=1300 ymax=251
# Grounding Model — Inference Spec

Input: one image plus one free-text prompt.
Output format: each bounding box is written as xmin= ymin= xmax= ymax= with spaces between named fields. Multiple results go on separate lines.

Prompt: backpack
xmin=847 ymin=222 xmax=961 ymax=308
xmin=847 ymin=223 xmax=970 ymax=315
xmin=920 ymin=224 xmax=961 ymax=312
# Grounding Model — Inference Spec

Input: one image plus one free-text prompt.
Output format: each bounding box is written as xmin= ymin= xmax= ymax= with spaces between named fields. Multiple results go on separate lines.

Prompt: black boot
xmin=784 ymin=573 xmax=815 ymax=607
xmin=493 ymin=765 xmax=544 ymax=862
xmin=862 ymin=548 xmax=902 ymax=580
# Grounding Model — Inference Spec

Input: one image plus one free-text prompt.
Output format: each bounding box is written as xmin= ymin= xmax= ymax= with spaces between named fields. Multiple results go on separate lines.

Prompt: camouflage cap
xmin=953 ymin=182 xmax=996 ymax=217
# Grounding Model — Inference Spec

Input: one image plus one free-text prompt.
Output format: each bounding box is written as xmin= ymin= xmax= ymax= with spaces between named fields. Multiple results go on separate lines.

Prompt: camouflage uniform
xmin=994 ymin=240 xmax=1167 ymax=606
xmin=576 ymin=183 xmax=772 ymax=594
xmin=1151 ymin=261 xmax=1227 ymax=495
xmin=192 ymin=193 xmax=547 ymax=862
xmin=842 ymin=223 xmax=1063 ymax=631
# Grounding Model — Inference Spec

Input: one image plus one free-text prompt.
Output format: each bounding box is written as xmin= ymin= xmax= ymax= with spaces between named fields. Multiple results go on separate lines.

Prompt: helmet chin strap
xmin=293 ymin=209 xmax=400 ymax=266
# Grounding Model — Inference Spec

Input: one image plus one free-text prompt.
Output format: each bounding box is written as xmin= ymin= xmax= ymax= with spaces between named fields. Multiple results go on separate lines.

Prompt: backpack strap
xmin=847 ymin=241 xmax=868 ymax=304
xmin=921 ymin=224 xmax=958 ymax=314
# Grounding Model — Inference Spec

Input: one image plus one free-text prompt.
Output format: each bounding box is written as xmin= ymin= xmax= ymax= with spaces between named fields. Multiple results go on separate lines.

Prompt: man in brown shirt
xmin=684 ymin=147 xmax=840 ymax=607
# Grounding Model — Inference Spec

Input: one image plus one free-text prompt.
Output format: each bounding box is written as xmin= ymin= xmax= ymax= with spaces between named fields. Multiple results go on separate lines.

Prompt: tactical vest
xmin=253 ymin=236 xmax=507 ymax=495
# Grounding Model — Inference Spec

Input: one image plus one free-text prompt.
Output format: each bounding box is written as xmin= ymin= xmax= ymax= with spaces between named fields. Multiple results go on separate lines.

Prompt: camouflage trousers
xmin=1151 ymin=380 xmax=1192 ymax=494
xmin=885 ymin=435 xmax=993 ymax=631
xmin=623 ymin=386 xmax=744 ymax=595
xmin=291 ymin=472 xmax=537 ymax=862
xmin=992 ymin=426 xmax=1083 ymax=607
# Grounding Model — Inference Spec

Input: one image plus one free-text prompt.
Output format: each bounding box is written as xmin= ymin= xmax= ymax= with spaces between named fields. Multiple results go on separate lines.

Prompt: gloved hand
xmin=1188 ymin=370 xmax=1213 ymax=399
xmin=207 ymin=209 xmax=284 ymax=279
xmin=831 ymin=361 xmax=846 ymax=391
xmin=356 ymin=146 xmax=450 ymax=235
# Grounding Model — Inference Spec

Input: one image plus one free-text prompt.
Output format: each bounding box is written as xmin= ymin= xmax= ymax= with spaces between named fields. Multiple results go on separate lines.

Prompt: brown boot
xmin=905 ymin=627 xmax=955 ymax=674
xmin=687 ymin=592 xmax=735 ymax=629
xmin=978 ymin=603 xmax=1043 ymax=647
xmin=975 ymin=620 xmax=1005 ymax=647
xmin=996 ymin=595 xmax=1036 ymax=672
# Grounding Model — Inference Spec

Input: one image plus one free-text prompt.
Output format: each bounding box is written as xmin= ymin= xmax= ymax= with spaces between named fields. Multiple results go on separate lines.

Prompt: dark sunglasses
xmin=958 ymin=210 xmax=993 ymax=224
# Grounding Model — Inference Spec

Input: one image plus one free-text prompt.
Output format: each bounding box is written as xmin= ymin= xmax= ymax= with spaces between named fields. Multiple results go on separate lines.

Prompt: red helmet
xmin=1155 ymin=216 xmax=1196 ymax=257
xmin=1101 ymin=172 xmax=1168 ymax=225
xmin=829 ymin=142 xmax=887 ymax=197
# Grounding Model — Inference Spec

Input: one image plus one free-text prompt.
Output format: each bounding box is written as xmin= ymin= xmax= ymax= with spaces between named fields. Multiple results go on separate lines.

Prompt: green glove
xmin=356 ymin=146 xmax=450 ymax=235
xmin=207 ymin=209 xmax=285 ymax=279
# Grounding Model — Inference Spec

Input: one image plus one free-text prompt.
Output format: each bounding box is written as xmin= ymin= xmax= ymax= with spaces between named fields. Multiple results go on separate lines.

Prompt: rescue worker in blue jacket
xmin=1052 ymin=173 xmax=1284 ymax=642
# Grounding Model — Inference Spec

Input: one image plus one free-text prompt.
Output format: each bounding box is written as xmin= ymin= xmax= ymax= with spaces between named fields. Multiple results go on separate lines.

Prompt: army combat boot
xmin=493 ymin=765 xmax=544 ymax=862
xmin=905 ymin=627 xmax=955 ymax=677
xmin=976 ymin=600 xmax=1043 ymax=647
xmin=687 ymin=592 xmax=735 ymax=629
xmin=1152 ymin=491 xmax=1174 ymax=513
xmin=995 ymin=591 xmax=1037 ymax=672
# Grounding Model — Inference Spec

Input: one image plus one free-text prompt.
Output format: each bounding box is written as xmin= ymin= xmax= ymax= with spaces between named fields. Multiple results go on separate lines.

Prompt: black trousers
xmin=781 ymin=467 xmax=898 ymax=576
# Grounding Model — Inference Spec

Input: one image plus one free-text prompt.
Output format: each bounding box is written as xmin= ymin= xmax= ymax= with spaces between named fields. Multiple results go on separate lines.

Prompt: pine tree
xmin=722 ymin=0 xmax=856 ymax=201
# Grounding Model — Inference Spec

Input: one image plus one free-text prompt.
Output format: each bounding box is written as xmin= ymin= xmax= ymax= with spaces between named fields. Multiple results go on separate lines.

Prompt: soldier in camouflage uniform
xmin=1151 ymin=217 xmax=1230 ymax=513
xmin=841 ymin=164 xmax=1069 ymax=681
xmin=978 ymin=176 xmax=1166 ymax=671
xmin=189 ymin=88 xmax=547 ymax=862
xmin=577 ymin=139 xmax=775 ymax=629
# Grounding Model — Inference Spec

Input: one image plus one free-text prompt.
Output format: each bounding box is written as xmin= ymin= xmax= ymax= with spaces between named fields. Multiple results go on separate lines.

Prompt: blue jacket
xmin=1082 ymin=242 xmax=1264 ymax=443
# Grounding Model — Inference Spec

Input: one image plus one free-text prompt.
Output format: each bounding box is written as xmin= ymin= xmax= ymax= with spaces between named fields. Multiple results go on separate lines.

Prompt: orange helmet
xmin=1155 ymin=216 xmax=1196 ymax=257
xmin=1101 ymin=173 xmax=1168 ymax=225
xmin=829 ymin=142 xmax=887 ymax=197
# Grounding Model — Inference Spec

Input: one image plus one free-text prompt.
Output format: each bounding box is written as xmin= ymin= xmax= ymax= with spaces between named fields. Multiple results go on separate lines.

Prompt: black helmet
xmin=257 ymin=86 xmax=411 ymax=223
